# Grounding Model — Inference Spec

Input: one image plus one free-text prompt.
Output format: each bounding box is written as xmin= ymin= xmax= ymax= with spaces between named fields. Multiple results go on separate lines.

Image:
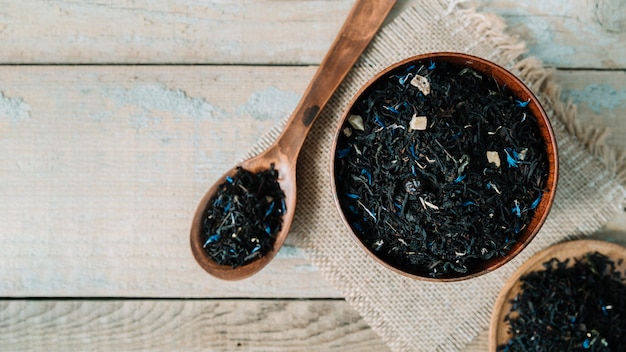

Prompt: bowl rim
xmin=329 ymin=52 xmax=559 ymax=282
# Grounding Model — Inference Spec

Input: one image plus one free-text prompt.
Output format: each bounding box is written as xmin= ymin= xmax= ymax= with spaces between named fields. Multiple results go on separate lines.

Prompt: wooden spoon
xmin=190 ymin=0 xmax=397 ymax=280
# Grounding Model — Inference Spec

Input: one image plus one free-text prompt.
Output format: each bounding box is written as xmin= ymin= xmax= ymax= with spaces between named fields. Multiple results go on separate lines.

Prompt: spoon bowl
xmin=190 ymin=0 xmax=397 ymax=280
xmin=190 ymin=146 xmax=296 ymax=280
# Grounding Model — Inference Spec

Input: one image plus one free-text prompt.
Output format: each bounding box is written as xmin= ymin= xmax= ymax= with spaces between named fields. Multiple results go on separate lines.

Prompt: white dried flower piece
xmin=409 ymin=114 xmax=428 ymax=131
xmin=347 ymin=114 xmax=365 ymax=131
xmin=410 ymin=74 xmax=431 ymax=95
xmin=488 ymin=126 xmax=503 ymax=135
xmin=372 ymin=239 xmax=384 ymax=251
xmin=342 ymin=127 xmax=352 ymax=137
xmin=387 ymin=123 xmax=405 ymax=131
xmin=486 ymin=151 xmax=501 ymax=167
xmin=518 ymin=148 xmax=528 ymax=160
xmin=419 ymin=197 xmax=439 ymax=210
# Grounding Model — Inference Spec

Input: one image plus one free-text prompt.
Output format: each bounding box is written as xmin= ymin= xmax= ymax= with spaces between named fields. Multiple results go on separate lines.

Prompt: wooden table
xmin=1 ymin=1 xmax=625 ymax=350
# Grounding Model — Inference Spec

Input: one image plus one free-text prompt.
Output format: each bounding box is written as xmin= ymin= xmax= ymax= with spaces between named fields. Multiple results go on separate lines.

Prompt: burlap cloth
xmin=247 ymin=1 xmax=626 ymax=350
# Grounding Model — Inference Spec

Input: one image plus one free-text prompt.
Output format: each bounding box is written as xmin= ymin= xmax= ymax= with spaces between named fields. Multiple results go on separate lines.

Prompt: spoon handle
xmin=274 ymin=0 xmax=396 ymax=158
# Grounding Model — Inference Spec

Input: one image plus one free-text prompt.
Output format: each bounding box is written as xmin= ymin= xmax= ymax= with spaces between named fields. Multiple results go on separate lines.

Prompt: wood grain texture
xmin=476 ymin=0 xmax=626 ymax=68
xmin=0 ymin=299 xmax=390 ymax=351
xmin=556 ymin=70 xmax=626 ymax=150
xmin=0 ymin=0 xmax=624 ymax=68
xmin=0 ymin=0 xmax=352 ymax=65
xmin=0 ymin=65 xmax=346 ymax=298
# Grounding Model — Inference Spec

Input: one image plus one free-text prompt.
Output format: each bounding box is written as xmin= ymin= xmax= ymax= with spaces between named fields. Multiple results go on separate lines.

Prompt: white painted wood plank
xmin=0 ymin=65 xmax=345 ymax=298
xmin=0 ymin=299 xmax=390 ymax=351
xmin=557 ymin=70 xmax=626 ymax=150
xmin=0 ymin=0 xmax=352 ymax=65
xmin=554 ymin=69 xmax=626 ymax=237
xmin=476 ymin=0 xmax=626 ymax=69
xmin=0 ymin=0 xmax=624 ymax=68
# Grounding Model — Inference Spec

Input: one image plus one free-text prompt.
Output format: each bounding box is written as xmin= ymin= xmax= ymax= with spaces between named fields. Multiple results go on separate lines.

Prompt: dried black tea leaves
xmin=499 ymin=252 xmax=626 ymax=351
xmin=202 ymin=164 xmax=285 ymax=268
xmin=334 ymin=60 xmax=549 ymax=277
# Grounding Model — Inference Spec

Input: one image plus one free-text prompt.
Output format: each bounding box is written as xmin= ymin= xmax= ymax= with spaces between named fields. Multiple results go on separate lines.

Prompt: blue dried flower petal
xmin=250 ymin=244 xmax=261 ymax=254
xmin=264 ymin=224 xmax=271 ymax=235
xmin=384 ymin=105 xmax=400 ymax=114
xmin=463 ymin=201 xmax=476 ymax=206
xmin=223 ymin=201 xmax=231 ymax=213
xmin=345 ymin=192 xmax=360 ymax=199
xmin=454 ymin=175 xmax=466 ymax=183
xmin=374 ymin=114 xmax=386 ymax=128
xmin=515 ymin=99 xmax=530 ymax=107
xmin=397 ymin=101 xmax=411 ymax=111
xmin=409 ymin=143 xmax=418 ymax=159
xmin=504 ymin=148 xmax=519 ymax=168
xmin=360 ymin=168 xmax=372 ymax=185
xmin=265 ymin=202 xmax=275 ymax=218
xmin=582 ymin=339 xmax=591 ymax=349
xmin=225 ymin=176 xmax=234 ymax=184
xmin=203 ymin=234 xmax=220 ymax=247
xmin=512 ymin=202 xmax=521 ymax=217
xmin=337 ymin=147 xmax=350 ymax=159
xmin=428 ymin=61 xmax=436 ymax=70
xmin=529 ymin=194 xmax=542 ymax=210
xmin=600 ymin=299 xmax=608 ymax=316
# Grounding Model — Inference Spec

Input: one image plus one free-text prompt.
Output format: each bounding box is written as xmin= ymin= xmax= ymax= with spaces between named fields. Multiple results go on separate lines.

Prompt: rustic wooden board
xmin=476 ymin=0 xmax=626 ymax=68
xmin=1 ymin=65 xmax=625 ymax=300
xmin=1 ymin=1 xmax=625 ymax=351
xmin=0 ymin=0 xmax=624 ymax=68
xmin=0 ymin=0 xmax=352 ymax=65
xmin=0 ymin=299 xmax=390 ymax=351
xmin=556 ymin=70 xmax=626 ymax=150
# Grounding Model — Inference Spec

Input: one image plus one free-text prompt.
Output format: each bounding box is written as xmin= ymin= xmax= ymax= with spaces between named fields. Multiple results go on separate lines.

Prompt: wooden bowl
xmin=330 ymin=52 xmax=558 ymax=281
xmin=489 ymin=239 xmax=626 ymax=351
